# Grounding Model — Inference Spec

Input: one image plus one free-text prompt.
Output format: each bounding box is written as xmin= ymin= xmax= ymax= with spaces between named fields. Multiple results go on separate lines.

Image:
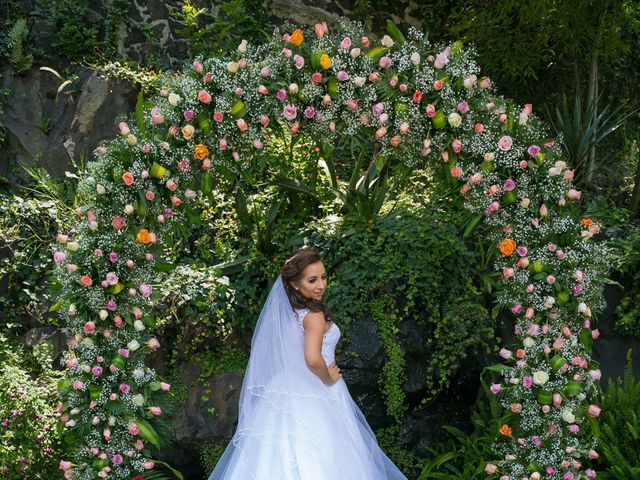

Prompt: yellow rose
xmin=319 ymin=54 xmax=332 ymax=69
xmin=182 ymin=124 xmax=195 ymax=140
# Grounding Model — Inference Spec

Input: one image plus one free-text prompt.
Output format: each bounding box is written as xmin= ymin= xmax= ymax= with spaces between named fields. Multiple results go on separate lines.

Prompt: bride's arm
xmin=303 ymin=312 xmax=340 ymax=385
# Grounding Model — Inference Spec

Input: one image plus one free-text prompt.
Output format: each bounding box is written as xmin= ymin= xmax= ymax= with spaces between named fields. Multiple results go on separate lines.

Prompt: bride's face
xmin=293 ymin=261 xmax=327 ymax=301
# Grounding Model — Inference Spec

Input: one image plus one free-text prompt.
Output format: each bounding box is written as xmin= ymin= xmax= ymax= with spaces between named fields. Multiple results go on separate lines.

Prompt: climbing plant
xmin=52 ymin=20 xmax=610 ymax=480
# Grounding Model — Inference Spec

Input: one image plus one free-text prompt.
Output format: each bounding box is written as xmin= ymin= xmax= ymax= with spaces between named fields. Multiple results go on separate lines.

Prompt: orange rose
xmin=290 ymin=29 xmax=304 ymax=46
xmin=136 ymin=228 xmax=152 ymax=244
xmin=499 ymin=424 xmax=512 ymax=437
xmin=499 ymin=239 xmax=517 ymax=257
xmin=581 ymin=218 xmax=593 ymax=226
xmin=194 ymin=144 xmax=209 ymax=160
xmin=516 ymin=348 xmax=526 ymax=359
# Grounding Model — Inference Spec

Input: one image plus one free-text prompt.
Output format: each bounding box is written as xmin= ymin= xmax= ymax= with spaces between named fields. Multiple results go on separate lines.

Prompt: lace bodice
xmin=294 ymin=307 xmax=341 ymax=365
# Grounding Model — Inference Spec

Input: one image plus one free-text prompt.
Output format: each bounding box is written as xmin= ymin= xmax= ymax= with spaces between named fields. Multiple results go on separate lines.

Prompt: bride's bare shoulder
xmin=302 ymin=311 xmax=325 ymax=332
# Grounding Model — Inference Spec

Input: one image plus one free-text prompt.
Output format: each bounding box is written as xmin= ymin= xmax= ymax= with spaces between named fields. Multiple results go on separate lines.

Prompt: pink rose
xmin=378 ymin=56 xmax=392 ymax=68
xmin=498 ymin=136 xmax=513 ymax=151
xmin=283 ymin=104 xmax=297 ymax=121
xmin=457 ymin=101 xmax=469 ymax=113
xmin=198 ymin=90 xmax=211 ymax=104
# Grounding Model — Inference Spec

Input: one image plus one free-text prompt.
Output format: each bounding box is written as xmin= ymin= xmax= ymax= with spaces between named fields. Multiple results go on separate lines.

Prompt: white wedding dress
xmin=208 ymin=276 xmax=408 ymax=480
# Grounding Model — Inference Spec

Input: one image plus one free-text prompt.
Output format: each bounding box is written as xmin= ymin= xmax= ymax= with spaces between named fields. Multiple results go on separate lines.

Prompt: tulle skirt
xmin=208 ymin=373 xmax=407 ymax=480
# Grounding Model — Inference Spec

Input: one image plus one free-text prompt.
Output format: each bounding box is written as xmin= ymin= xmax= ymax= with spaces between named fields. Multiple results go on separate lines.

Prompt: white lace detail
xmin=294 ymin=308 xmax=341 ymax=365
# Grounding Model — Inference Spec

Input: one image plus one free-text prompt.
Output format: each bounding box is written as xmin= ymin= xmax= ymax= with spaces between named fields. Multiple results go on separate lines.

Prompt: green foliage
xmin=419 ymin=378 xmax=511 ymax=479
xmin=593 ymin=350 xmax=640 ymax=479
xmin=172 ymin=0 xmax=272 ymax=57
xmin=199 ymin=441 xmax=227 ymax=477
xmin=3 ymin=18 xmax=33 ymax=73
xmin=548 ymin=92 xmax=635 ymax=187
xmin=36 ymin=0 xmax=131 ymax=61
xmin=376 ymin=425 xmax=424 ymax=478
xmin=0 ymin=336 xmax=66 ymax=478
xmin=608 ymin=225 xmax=640 ymax=337
xmin=0 ymin=166 xmax=78 ymax=332
xmin=371 ymin=296 xmax=407 ymax=422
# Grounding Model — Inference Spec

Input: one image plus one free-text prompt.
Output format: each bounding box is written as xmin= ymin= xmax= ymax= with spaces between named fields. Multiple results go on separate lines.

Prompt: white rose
xmin=379 ymin=113 xmax=389 ymax=124
xmin=520 ymin=198 xmax=531 ymax=208
xmin=237 ymin=39 xmax=248 ymax=53
xmin=66 ymin=419 xmax=76 ymax=427
xmin=127 ymin=339 xmax=140 ymax=351
xmin=578 ymin=302 xmax=588 ymax=314
xmin=555 ymin=160 xmax=567 ymax=169
xmin=353 ymin=76 xmax=366 ymax=87
xmin=108 ymin=416 xmax=117 ymax=426
xmin=548 ymin=167 xmax=562 ymax=176
xmin=509 ymin=377 xmax=520 ymax=384
xmin=99 ymin=309 xmax=108 ymax=320
xmin=350 ymin=48 xmax=361 ymax=58
xmin=577 ymin=393 xmax=586 ymax=401
xmin=68 ymin=304 xmax=77 ymax=315
xmin=288 ymin=83 xmax=299 ymax=95
xmin=410 ymin=52 xmax=420 ymax=65
xmin=531 ymin=473 xmax=541 ymax=480
xmin=562 ymin=410 xmax=576 ymax=423
xmin=585 ymin=307 xmax=592 ymax=317
xmin=70 ymin=408 xmax=80 ymax=415
xmin=67 ymin=241 xmax=79 ymax=252
xmin=168 ymin=92 xmax=181 ymax=106
xmin=133 ymin=368 xmax=145 ymax=380
xmin=126 ymin=134 xmax=137 ymax=146
xmin=381 ymin=35 xmax=394 ymax=48
xmin=81 ymin=338 xmax=94 ymax=349
xmin=134 ymin=320 xmax=145 ymax=332
xmin=124 ymin=204 xmax=134 ymax=215
xmin=532 ymin=371 xmax=549 ymax=385
xmin=227 ymin=61 xmax=239 ymax=73
xmin=463 ymin=74 xmax=477 ymax=90
xmin=483 ymin=152 xmax=495 ymax=162
xmin=544 ymin=296 xmax=556 ymax=308
xmin=447 ymin=112 xmax=462 ymax=128
xmin=96 ymin=184 xmax=105 ymax=195
xmin=132 ymin=394 xmax=145 ymax=407
xmin=518 ymin=111 xmax=529 ymax=125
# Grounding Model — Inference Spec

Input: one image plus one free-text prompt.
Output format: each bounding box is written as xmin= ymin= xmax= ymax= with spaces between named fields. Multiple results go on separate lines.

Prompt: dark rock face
xmin=1 ymin=67 xmax=137 ymax=180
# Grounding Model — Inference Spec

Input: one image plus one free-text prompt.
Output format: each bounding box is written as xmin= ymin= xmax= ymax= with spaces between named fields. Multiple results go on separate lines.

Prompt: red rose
xmin=412 ymin=90 xmax=423 ymax=102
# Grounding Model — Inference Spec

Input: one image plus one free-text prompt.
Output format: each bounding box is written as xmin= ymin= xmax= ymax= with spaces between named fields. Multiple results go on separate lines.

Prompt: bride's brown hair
xmin=280 ymin=248 xmax=334 ymax=323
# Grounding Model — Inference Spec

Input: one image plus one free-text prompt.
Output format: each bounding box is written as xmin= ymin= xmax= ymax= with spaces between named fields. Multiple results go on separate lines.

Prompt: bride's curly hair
xmin=280 ymin=247 xmax=334 ymax=323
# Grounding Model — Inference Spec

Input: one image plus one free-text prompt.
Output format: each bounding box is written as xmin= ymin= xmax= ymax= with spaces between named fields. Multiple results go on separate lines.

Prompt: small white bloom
xmin=381 ymin=35 xmax=394 ymax=48
xmin=81 ymin=338 xmax=94 ymax=349
xmin=523 ymin=336 xmax=535 ymax=348
xmin=133 ymin=368 xmax=145 ymax=380
xmin=132 ymin=394 xmax=145 ymax=407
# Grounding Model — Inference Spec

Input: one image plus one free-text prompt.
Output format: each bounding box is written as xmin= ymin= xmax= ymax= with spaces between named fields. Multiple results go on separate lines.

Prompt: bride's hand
xmin=328 ymin=361 xmax=341 ymax=384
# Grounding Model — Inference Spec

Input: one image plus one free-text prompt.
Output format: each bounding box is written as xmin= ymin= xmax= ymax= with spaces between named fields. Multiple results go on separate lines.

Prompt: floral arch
xmin=53 ymin=20 xmax=609 ymax=480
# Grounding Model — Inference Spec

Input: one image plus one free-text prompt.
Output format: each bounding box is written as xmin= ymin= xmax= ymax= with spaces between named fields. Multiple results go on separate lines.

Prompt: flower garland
xmin=52 ymin=20 xmax=609 ymax=480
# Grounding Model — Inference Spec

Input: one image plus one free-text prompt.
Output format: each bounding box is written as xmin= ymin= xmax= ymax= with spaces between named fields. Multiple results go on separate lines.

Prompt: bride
xmin=208 ymin=248 xmax=408 ymax=479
